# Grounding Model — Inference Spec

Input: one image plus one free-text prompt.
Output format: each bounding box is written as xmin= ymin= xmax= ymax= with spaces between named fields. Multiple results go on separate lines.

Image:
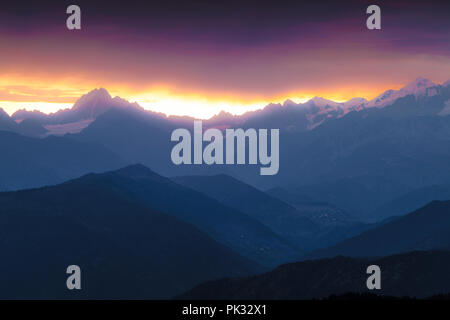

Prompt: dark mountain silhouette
xmin=68 ymin=78 xmax=450 ymax=209
xmin=282 ymin=177 xmax=410 ymax=222
xmin=0 ymin=108 xmax=48 ymax=137
xmin=15 ymin=118 xmax=48 ymax=136
xmin=172 ymin=174 xmax=375 ymax=252
xmin=173 ymin=174 xmax=319 ymax=249
xmin=179 ymin=250 xmax=450 ymax=299
xmin=307 ymin=200 xmax=450 ymax=259
xmin=0 ymin=169 xmax=259 ymax=299
xmin=0 ymin=131 xmax=127 ymax=191
xmin=2 ymin=78 xmax=450 ymax=221
xmin=266 ymin=186 xmax=354 ymax=226
xmin=265 ymin=186 xmax=381 ymax=249
xmin=73 ymin=107 xmax=258 ymax=181
xmin=67 ymin=164 xmax=300 ymax=267
xmin=369 ymin=184 xmax=450 ymax=221
xmin=74 ymin=108 xmax=180 ymax=177
xmin=0 ymin=108 xmax=17 ymax=132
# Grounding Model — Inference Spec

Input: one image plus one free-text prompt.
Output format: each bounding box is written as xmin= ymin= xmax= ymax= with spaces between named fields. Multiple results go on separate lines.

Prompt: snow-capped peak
xmin=401 ymin=77 xmax=436 ymax=95
xmin=69 ymin=88 xmax=141 ymax=120
xmin=343 ymin=97 xmax=367 ymax=109
xmin=282 ymin=99 xmax=297 ymax=107
xmin=307 ymin=96 xmax=341 ymax=108
xmin=72 ymin=88 xmax=113 ymax=110
xmin=367 ymin=77 xmax=438 ymax=108
xmin=211 ymin=110 xmax=234 ymax=120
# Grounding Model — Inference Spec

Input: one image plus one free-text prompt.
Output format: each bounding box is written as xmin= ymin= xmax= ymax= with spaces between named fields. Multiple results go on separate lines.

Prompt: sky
xmin=0 ymin=0 xmax=449 ymax=118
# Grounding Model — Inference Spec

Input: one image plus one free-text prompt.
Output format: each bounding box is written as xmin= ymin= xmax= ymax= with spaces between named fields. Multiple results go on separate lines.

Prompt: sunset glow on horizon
xmin=1 ymin=0 xmax=449 ymax=119
xmin=0 ymin=78 xmax=425 ymax=119
xmin=0 ymin=76 xmax=449 ymax=119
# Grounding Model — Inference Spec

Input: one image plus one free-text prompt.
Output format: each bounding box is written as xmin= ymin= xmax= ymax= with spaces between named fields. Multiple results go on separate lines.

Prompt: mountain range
xmin=173 ymin=174 xmax=319 ymax=247
xmin=91 ymin=164 xmax=300 ymax=267
xmin=2 ymin=77 xmax=450 ymax=299
xmin=1 ymin=76 xmax=450 ymax=223
xmin=179 ymin=250 xmax=450 ymax=299
xmin=0 ymin=164 xmax=264 ymax=299
xmin=306 ymin=200 xmax=450 ymax=260
xmin=0 ymin=130 xmax=126 ymax=191
xmin=11 ymin=88 xmax=143 ymax=133
xmin=3 ymin=163 xmax=450 ymax=299
xmin=173 ymin=174 xmax=370 ymax=251
xmin=3 ymin=77 xmax=448 ymax=137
